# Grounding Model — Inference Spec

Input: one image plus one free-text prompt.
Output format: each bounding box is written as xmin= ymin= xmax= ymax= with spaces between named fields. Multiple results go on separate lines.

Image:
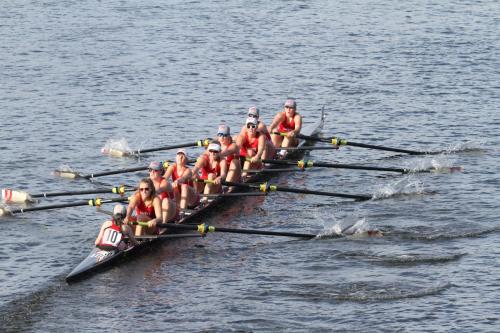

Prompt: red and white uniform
xmin=135 ymin=196 xmax=156 ymax=219
xmin=278 ymin=112 xmax=296 ymax=132
xmin=199 ymin=154 xmax=222 ymax=180
xmin=239 ymin=132 xmax=262 ymax=158
xmin=98 ymin=220 xmax=124 ymax=251
xmin=172 ymin=164 xmax=194 ymax=187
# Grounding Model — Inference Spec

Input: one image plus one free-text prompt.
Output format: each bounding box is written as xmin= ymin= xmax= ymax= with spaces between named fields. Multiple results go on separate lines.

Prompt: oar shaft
xmin=309 ymin=162 xmax=408 ymax=173
xmin=8 ymin=197 xmax=128 ymax=214
xmin=221 ymin=181 xmax=371 ymax=201
xmin=81 ymin=166 xmax=147 ymax=179
xmin=133 ymin=142 xmax=201 ymax=154
xmin=31 ymin=188 xmax=120 ymax=198
xmin=156 ymin=223 xmax=317 ymax=238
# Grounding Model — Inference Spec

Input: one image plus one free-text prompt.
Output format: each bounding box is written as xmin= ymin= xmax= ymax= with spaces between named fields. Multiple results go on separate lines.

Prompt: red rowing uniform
xmin=239 ymin=131 xmax=261 ymax=158
xmin=278 ymin=112 xmax=296 ymax=132
xmin=172 ymin=164 xmax=194 ymax=187
xmin=135 ymin=195 xmax=156 ymax=219
xmin=98 ymin=220 xmax=124 ymax=251
xmin=199 ymin=154 xmax=222 ymax=179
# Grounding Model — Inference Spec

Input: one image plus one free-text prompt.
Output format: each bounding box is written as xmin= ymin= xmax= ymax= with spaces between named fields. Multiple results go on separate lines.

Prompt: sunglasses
xmin=139 ymin=187 xmax=151 ymax=192
xmin=217 ymin=133 xmax=230 ymax=137
xmin=208 ymin=150 xmax=219 ymax=153
xmin=148 ymin=168 xmax=160 ymax=172
xmin=285 ymin=106 xmax=295 ymax=109
xmin=248 ymin=114 xmax=258 ymax=118
xmin=247 ymin=124 xmax=257 ymax=129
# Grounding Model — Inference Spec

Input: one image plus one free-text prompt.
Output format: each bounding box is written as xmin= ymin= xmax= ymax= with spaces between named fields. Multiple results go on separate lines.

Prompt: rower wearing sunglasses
xmin=269 ymin=98 xmax=302 ymax=150
xmin=239 ymin=106 xmax=272 ymax=141
xmin=148 ymin=161 xmax=179 ymax=224
xmin=237 ymin=116 xmax=276 ymax=177
xmin=216 ymin=124 xmax=242 ymax=183
xmin=124 ymin=178 xmax=162 ymax=236
xmin=192 ymin=141 xmax=227 ymax=196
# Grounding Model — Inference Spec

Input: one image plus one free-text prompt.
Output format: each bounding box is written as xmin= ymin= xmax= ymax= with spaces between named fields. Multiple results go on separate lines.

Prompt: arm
xmin=268 ymin=113 xmax=284 ymax=134
xmin=220 ymin=142 xmax=239 ymax=159
xmin=191 ymin=154 xmax=206 ymax=179
xmin=250 ymin=135 xmax=266 ymax=163
xmin=147 ymin=197 xmax=162 ymax=228
xmin=287 ymin=114 xmax=302 ymax=138
xmin=95 ymin=221 xmax=111 ymax=246
xmin=123 ymin=194 xmax=137 ymax=225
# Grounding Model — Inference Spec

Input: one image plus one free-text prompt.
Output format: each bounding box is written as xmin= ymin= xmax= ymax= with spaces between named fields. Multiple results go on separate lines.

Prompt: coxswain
xmin=148 ymin=161 xmax=179 ymax=223
xmin=164 ymin=149 xmax=200 ymax=211
xmin=95 ymin=204 xmax=138 ymax=251
xmin=217 ymin=124 xmax=242 ymax=183
xmin=237 ymin=117 xmax=275 ymax=177
xmin=192 ymin=141 xmax=227 ymax=196
xmin=269 ymin=98 xmax=302 ymax=149
xmin=124 ymin=178 xmax=162 ymax=236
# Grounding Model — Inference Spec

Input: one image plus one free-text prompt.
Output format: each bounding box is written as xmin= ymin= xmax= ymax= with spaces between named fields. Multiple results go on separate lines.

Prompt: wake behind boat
xmin=65 ymin=109 xmax=325 ymax=282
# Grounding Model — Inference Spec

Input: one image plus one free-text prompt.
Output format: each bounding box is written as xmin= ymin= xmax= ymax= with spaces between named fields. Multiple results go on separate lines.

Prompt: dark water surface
xmin=1 ymin=0 xmax=499 ymax=332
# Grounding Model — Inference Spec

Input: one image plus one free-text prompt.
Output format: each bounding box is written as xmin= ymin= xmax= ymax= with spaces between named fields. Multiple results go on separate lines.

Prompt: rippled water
xmin=1 ymin=0 xmax=499 ymax=332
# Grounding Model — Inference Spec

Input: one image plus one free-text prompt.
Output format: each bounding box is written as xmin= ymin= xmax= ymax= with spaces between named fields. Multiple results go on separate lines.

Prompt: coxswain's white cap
xmin=177 ymin=149 xmax=188 ymax=159
xmin=248 ymin=106 xmax=259 ymax=117
xmin=207 ymin=142 xmax=221 ymax=152
xmin=113 ymin=204 xmax=127 ymax=217
xmin=246 ymin=117 xmax=258 ymax=126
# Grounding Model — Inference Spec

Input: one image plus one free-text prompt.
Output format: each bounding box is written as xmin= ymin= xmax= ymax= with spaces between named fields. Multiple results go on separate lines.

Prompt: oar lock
xmin=196 ymin=223 xmax=215 ymax=235
xmin=196 ymin=138 xmax=211 ymax=147
xmin=330 ymin=137 xmax=348 ymax=146
xmin=259 ymin=182 xmax=277 ymax=193
xmin=111 ymin=185 xmax=127 ymax=196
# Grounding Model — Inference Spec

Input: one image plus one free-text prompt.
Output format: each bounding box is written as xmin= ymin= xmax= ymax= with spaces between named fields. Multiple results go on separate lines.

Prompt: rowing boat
xmin=65 ymin=109 xmax=325 ymax=282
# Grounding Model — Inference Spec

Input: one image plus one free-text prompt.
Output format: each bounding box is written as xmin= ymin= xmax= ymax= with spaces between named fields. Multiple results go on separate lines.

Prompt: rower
xmin=164 ymin=149 xmax=200 ymax=211
xmin=269 ymin=98 xmax=302 ymax=151
xmin=192 ymin=141 xmax=227 ymax=197
xmin=217 ymin=124 xmax=242 ymax=183
xmin=124 ymin=178 xmax=162 ymax=236
xmin=148 ymin=161 xmax=179 ymax=223
xmin=239 ymin=106 xmax=271 ymax=141
xmin=237 ymin=116 xmax=275 ymax=177
xmin=95 ymin=204 xmax=138 ymax=251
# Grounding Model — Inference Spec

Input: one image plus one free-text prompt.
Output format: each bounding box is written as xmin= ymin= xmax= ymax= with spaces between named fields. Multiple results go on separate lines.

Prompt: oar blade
xmin=1 ymin=189 xmax=34 ymax=204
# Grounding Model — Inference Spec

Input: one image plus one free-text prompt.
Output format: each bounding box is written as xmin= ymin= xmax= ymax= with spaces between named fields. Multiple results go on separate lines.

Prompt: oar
xmin=102 ymin=139 xmax=211 ymax=157
xmin=275 ymin=132 xmax=430 ymax=155
xmin=221 ymin=181 xmax=372 ymax=201
xmin=262 ymin=159 xmax=463 ymax=174
xmin=261 ymin=159 xmax=411 ymax=173
xmin=1 ymin=185 xmax=131 ymax=204
xmin=140 ymin=222 xmax=320 ymax=239
xmin=201 ymin=192 xmax=268 ymax=198
xmin=0 ymin=197 xmax=130 ymax=217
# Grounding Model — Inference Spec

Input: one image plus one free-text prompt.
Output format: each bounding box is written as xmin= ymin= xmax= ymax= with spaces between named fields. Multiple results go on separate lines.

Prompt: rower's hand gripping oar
xmin=102 ymin=138 xmax=211 ymax=157
xmin=274 ymin=132 xmax=432 ymax=155
xmin=0 ymin=196 xmax=130 ymax=217
xmin=137 ymin=222 xmax=321 ymax=239
xmin=1 ymin=185 xmax=130 ymax=204
xmin=221 ymin=180 xmax=372 ymax=201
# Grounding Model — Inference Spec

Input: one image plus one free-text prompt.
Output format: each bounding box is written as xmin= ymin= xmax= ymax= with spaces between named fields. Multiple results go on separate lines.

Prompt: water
xmin=1 ymin=0 xmax=499 ymax=332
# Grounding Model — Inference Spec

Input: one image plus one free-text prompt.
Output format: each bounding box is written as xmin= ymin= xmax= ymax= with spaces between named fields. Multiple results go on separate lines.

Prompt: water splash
xmin=372 ymin=176 xmax=425 ymax=199
xmin=100 ymin=138 xmax=133 ymax=156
